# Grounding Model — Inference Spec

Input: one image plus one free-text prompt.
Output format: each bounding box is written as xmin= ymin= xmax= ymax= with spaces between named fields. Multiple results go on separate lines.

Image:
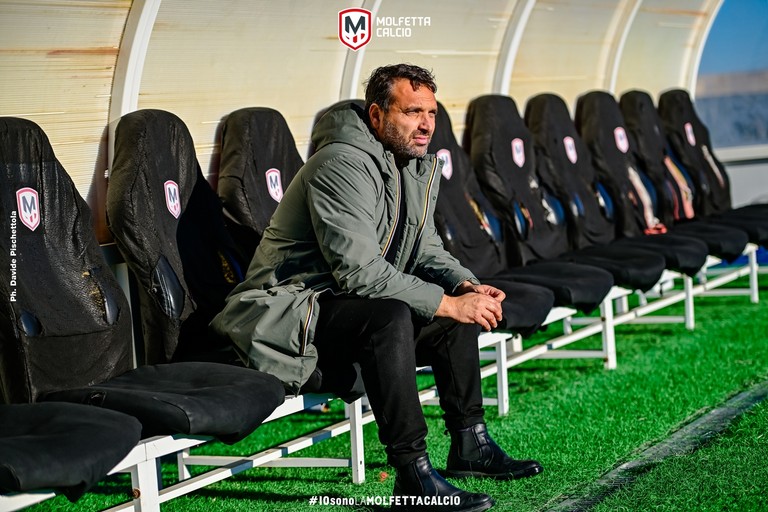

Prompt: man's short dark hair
xmin=364 ymin=64 xmax=437 ymax=113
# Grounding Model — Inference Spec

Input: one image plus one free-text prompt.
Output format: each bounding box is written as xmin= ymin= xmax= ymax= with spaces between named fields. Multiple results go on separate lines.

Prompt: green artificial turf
xmin=592 ymin=400 xmax=768 ymax=512
xmin=25 ymin=274 xmax=768 ymax=511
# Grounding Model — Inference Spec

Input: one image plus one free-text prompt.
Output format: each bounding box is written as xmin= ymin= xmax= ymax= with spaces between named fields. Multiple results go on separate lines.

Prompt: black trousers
xmin=312 ymin=296 xmax=485 ymax=467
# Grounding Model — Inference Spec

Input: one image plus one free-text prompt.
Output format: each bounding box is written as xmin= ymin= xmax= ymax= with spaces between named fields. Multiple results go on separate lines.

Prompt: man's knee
xmin=369 ymin=299 xmax=414 ymax=340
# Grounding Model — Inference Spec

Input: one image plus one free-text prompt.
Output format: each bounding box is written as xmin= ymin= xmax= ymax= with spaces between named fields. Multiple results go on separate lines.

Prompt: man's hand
xmin=436 ymin=281 xmax=506 ymax=331
xmin=455 ymin=281 xmax=506 ymax=302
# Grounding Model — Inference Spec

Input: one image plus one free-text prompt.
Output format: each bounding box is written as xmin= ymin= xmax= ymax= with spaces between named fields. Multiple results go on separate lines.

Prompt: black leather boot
xmin=393 ymin=453 xmax=495 ymax=511
xmin=444 ymin=423 xmax=543 ymax=480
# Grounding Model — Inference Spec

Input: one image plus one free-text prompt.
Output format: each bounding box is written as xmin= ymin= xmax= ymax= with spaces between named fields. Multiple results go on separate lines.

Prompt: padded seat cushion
xmin=41 ymin=362 xmax=285 ymax=444
xmin=560 ymin=244 xmax=666 ymax=292
xmin=671 ymin=221 xmax=749 ymax=262
xmin=0 ymin=402 xmax=141 ymax=501
xmin=496 ymin=261 xmax=614 ymax=313
xmin=706 ymin=213 xmax=768 ymax=246
xmin=481 ymin=279 xmax=555 ymax=337
xmin=612 ymin=233 xmax=709 ymax=276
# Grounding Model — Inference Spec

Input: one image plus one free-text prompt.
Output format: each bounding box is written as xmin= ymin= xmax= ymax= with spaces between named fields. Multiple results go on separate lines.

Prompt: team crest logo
xmin=563 ymin=136 xmax=578 ymax=164
xmin=511 ymin=138 xmax=525 ymax=167
xmin=614 ymin=127 xmax=629 ymax=153
xmin=164 ymin=180 xmax=181 ymax=218
xmin=684 ymin=122 xmax=696 ymax=146
xmin=437 ymin=149 xmax=453 ymax=180
xmin=265 ymin=168 xmax=284 ymax=202
xmin=339 ymin=8 xmax=372 ymax=51
xmin=16 ymin=187 xmax=40 ymax=231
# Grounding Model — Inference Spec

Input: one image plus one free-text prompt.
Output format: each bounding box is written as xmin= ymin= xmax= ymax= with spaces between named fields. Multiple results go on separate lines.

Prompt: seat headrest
xmin=0 ymin=117 xmax=132 ymax=402
xmin=217 ymin=107 xmax=304 ymax=243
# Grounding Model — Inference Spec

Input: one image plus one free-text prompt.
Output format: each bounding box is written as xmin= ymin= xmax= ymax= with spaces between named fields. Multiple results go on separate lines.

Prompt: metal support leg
xmin=496 ymin=336 xmax=510 ymax=416
xmin=749 ymin=248 xmax=759 ymax=304
xmin=600 ymin=298 xmax=616 ymax=370
xmin=346 ymin=399 xmax=365 ymax=484
xmin=562 ymin=316 xmax=573 ymax=335
xmin=129 ymin=458 xmax=162 ymax=512
xmin=177 ymin=449 xmax=191 ymax=480
xmin=684 ymin=275 xmax=695 ymax=330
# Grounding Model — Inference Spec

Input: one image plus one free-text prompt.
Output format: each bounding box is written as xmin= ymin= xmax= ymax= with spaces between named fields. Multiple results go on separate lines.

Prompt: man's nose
xmin=418 ymin=114 xmax=434 ymax=132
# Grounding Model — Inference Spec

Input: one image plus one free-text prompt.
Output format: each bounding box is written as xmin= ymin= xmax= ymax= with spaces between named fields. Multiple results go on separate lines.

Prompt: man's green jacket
xmin=210 ymin=102 xmax=477 ymax=395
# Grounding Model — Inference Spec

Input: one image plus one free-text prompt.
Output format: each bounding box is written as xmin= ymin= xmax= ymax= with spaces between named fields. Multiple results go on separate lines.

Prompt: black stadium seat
xmin=430 ymin=100 xmax=613 ymax=316
xmin=0 ymin=117 xmax=132 ymax=404
xmin=217 ymin=107 xmax=304 ymax=259
xmin=0 ymin=116 xmax=284 ymax=502
xmin=427 ymin=103 xmax=557 ymax=335
xmin=464 ymin=94 xmax=665 ymax=294
xmin=0 ymin=403 xmax=141 ymax=502
xmin=620 ymin=90 xmax=768 ymax=248
xmin=108 ymin=109 xmax=250 ymax=364
xmin=575 ymin=90 xmax=749 ymax=262
xmin=525 ymin=93 xmax=709 ymax=279
xmin=656 ymin=89 xmax=768 ymax=244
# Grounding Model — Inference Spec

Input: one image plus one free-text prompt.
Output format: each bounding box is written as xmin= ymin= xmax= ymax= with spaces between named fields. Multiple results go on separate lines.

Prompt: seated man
xmin=211 ymin=64 xmax=542 ymax=511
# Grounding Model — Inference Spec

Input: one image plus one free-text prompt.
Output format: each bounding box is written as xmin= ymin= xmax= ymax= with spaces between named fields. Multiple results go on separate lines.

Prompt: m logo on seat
xmin=437 ymin=149 xmax=453 ymax=180
xmin=614 ymin=127 xmax=629 ymax=153
xmin=511 ymin=138 xmax=525 ymax=167
xmin=16 ymin=187 xmax=40 ymax=231
xmin=164 ymin=180 xmax=181 ymax=218
xmin=266 ymin=168 xmax=284 ymax=202
xmin=684 ymin=122 xmax=696 ymax=146
xmin=339 ymin=8 xmax=372 ymax=51
xmin=563 ymin=136 xmax=578 ymax=164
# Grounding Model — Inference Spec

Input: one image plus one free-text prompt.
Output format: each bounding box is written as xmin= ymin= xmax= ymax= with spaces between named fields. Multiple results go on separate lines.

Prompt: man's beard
xmin=380 ymin=120 xmax=429 ymax=161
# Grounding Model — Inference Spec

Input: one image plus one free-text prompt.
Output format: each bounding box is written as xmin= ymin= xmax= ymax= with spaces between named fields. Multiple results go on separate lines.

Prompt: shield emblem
xmin=684 ymin=122 xmax=696 ymax=146
xmin=16 ymin=187 xmax=40 ymax=231
xmin=339 ymin=8 xmax=372 ymax=51
xmin=437 ymin=149 xmax=453 ymax=180
xmin=563 ymin=136 xmax=578 ymax=164
xmin=164 ymin=180 xmax=181 ymax=218
xmin=265 ymin=168 xmax=284 ymax=202
xmin=511 ymin=138 xmax=525 ymax=167
xmin=614 ymin=127 xmax=629 ymax=153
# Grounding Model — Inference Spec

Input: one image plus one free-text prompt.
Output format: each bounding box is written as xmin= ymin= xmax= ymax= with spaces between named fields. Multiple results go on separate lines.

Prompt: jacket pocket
xmin=210 ymin=283 xmax=321 ymax=395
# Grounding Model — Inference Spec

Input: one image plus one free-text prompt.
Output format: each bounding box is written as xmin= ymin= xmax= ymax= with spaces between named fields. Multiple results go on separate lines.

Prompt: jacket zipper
xmin=299 ymin=290 xmax=320 ymax=356
xmin=407 ymin=158 xmax=439 ymax=266
xmin=380 ymin=159 xmax=402 ymax=257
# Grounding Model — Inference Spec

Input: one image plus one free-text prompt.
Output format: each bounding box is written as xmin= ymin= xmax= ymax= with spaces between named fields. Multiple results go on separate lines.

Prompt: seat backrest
xmin=619 ymin=90 xmax=696 ymax=225
xmin=525 ymin=93 xmax=618 ymax=249
xmin=0 ymin=117 xmax=132 ymax=403
xmin=575 ymin=90 xmax=659 ymax=237
xmin=107 ymin=109 xmax=245 ymax=364
xmin=658 ymin=89 xmax=732 ymax=216
xmin=217 ymin=107 xmax=304 ymax=259
xmin=427 ymin=102 xmax=511 ymax=277
xmin=464 ymin=94 xmax=571 ymax=264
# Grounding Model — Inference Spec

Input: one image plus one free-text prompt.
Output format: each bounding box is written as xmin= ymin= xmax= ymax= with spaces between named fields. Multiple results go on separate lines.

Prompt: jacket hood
xmin=311 ymin=101 xmax=384 ymax=157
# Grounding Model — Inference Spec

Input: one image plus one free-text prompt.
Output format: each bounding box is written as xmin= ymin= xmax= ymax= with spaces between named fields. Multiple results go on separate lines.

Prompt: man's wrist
xmin=454 ymin=280 xmax=476 ymax=295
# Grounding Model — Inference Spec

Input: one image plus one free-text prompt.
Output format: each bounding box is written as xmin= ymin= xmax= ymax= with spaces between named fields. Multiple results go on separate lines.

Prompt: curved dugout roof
xmin=0 ymin=0 xmax=724 ymax=241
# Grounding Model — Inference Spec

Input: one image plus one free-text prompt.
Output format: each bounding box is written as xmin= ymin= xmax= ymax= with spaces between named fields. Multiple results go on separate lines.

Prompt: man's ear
xmin=369 ymin=103 xmax=383 ymax=132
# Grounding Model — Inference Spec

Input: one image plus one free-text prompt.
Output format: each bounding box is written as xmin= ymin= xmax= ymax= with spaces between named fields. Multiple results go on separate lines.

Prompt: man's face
xmin=369 ymin=78 xmax=437 ymax=161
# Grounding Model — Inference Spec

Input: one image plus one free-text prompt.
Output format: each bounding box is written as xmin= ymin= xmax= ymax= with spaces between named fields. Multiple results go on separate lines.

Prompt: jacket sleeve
xmin=408 ymin=170 xmax=479 ymax=292
xmin=306 ymin=153 xmax=445 ymax=319
xmin=410 ymin=223 xmax=479 ymax=292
